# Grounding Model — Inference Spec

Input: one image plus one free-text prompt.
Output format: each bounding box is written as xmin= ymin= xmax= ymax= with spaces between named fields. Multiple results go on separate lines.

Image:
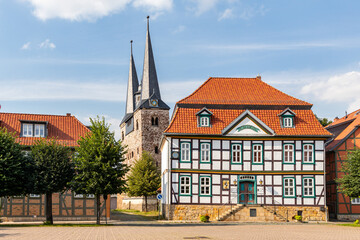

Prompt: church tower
xmin=120 ymin=16 xmax=170 ymax=169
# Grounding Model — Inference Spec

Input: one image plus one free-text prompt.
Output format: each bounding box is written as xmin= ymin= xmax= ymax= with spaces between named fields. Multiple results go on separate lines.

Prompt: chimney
xmin=345 ymin=111 xmax=348 ymax=119
xmin=334 ymin=117 xmax=339 ymax=122
xmin=256 ymin=75 xmax=261 ymax=80
xmin=66 ymin=113 xmax=71 ymax=116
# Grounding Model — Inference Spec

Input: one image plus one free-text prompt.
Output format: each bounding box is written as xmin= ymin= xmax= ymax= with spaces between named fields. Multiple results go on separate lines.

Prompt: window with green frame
xmin=231 ymin=144 xmax=242 ymax=164
xmin=180 ymin=142 xmax=191 ymax=162
xmin=302 ymin=177 xmax=315 ymax=198
xmin=199 ymin=176 xmax=212 ymax=196
xmin=179 ymin=175 xmax=192 ymax=196
xmin=303 ymin=143 xmax=314 ymax=164
xmin=283 ymin=116 xmax=294 ymax=128
xmin=252 ymin=144 xmax=263 ymax=164
xmin=283 ymin=143 xmax=295 ymax=164
xmin=283 ymin=177 xmax=296 ymax=198
xmin=200 ymin=142 xmax=211 ymax=163
xmin=199 ymin=116 xmax=210 ymax=127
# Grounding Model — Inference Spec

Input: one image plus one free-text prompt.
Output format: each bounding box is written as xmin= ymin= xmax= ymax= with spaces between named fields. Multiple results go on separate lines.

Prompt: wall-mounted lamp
xmin=259 ymin=179 xmax=263 ymax=185
xmin=233 ymin=179 xmax=237 ymax=185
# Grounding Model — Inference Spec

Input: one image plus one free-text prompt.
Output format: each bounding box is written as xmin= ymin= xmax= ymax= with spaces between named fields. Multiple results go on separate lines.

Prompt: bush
xmin=294 ymin=215 xmax=302 ymax=221
xmin=200 ymin=214 xmax=210 ymax=222
xmin=354 ymin=219 xmax=359 ymax=225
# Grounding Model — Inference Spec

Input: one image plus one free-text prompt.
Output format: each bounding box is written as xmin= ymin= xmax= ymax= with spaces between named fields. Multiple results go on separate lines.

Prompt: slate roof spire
xmin=125 ymin=40 xmax=139 ymax=115
xmin=141 ymin=16 xmax=161 ymax=101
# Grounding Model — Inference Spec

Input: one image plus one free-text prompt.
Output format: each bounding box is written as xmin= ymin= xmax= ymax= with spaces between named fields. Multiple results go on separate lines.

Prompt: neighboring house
xmin=160 ymin=77 xmax=332 ymax=222
xmin=0 ymin=112 xmax=110 ymax=221
xmin=118 ymin=17 xmax=169 ymax=211
xmin=325 ymin=110 xmax=360 ymax=220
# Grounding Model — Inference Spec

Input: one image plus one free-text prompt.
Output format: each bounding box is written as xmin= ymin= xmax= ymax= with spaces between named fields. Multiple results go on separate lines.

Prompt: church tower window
xmin=155 ymin=146 xmax=159 ymax=154
xmin=152 ymin=117 xmax=159 ymax=126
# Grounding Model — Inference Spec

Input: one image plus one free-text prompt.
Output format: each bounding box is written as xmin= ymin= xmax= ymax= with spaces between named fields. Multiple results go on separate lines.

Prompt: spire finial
xmin=147 ymin=16 xmax=150 ymax=31
xmin=130 ymin=40 xmax=133 ymax=55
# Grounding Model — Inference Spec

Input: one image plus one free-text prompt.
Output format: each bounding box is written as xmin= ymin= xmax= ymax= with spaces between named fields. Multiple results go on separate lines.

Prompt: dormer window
xmin=279 ymin=108 xmax=296 ymax=128
xmin=21 ymin=122 xmax=46 ymax=137
xmin=196 ymin=107 xmax=213 ymax=127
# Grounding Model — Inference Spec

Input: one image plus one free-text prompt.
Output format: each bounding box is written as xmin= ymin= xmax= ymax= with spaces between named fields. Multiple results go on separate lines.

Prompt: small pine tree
xmin=31 ymin=139 xmax=74 ymax=224
xmin=337 ymin=149 xmax=360 ymax=199
xmin=127 ymin=151 xmax=161 ymax=212
xmin=0 ymin=127 xmax=33 ymax=198
xmin=73 ymin=117 xmax=128 ymax=224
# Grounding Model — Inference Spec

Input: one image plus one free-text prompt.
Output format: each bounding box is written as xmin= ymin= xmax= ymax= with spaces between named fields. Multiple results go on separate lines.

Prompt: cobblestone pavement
xmin=0 ymin=223 xmax=360 ymax=240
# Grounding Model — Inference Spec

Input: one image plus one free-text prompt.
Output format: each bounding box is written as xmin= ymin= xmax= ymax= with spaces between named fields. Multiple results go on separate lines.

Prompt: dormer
xmin=196 ymin=107 xmax=213 ymax=127
xmin=19 ymin=120 xmax=48 ymax=137
xmin=279 ymin=108 xmax=296 ymax=128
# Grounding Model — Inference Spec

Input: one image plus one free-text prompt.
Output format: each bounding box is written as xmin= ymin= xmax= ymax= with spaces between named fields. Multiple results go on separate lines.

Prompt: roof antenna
xmin=345 ymin=111 xmax=348 ymax=119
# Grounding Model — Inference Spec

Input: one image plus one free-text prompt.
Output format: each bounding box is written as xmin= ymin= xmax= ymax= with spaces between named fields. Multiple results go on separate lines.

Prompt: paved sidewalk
xmin=0 ymin=223 xmax=360 ymax=240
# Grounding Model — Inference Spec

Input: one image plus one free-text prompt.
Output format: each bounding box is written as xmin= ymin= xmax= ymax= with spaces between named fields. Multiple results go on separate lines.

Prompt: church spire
xmin=141 ymin=16 xmax=161 ymax=101
xmin=125 ymin=40 xmax=139 ymax=114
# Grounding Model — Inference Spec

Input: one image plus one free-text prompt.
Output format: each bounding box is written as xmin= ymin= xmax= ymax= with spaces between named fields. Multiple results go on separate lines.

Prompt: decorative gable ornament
xmin=279 ymin=107 xmax=296 ymax=128
xmin=222 ymin=110 xmax=275 ymax=136
xmin=196 ymin=107 xmax=213 ymax=127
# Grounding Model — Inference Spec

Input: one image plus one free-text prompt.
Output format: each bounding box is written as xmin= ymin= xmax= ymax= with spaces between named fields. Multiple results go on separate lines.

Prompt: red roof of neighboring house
xmin=178 ymin=77 xmax=312 ymax=106
xmin=0 ymin=112 xmax=90 ymax=147
xmin=326 ymin=108 xmax=360 ymax=151
xmin=165 ymin=108 xmax=331 ymax=136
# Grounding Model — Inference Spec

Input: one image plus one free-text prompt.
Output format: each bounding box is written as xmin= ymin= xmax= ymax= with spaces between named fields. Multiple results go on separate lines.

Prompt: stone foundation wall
xmin=164 ymin=204 xmax=232 ymax=221
xmin=275 ymin=206 xmax=327 ymax=222
xmin=337 ymin=214 xmax=360 ymax=221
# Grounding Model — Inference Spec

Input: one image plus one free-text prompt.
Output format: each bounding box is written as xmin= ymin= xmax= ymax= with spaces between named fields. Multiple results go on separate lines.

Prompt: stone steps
xmin=218 ymin=205 xmax=288 ymax=222
xmin=217 ymin=204 xmax=245 ymax=221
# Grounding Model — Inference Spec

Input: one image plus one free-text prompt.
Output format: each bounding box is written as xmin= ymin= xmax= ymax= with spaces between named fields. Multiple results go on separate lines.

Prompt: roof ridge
xmin=0 ymin=112 xmax=73 ymax=118
xmin=177 ymin=77 xmax=213 ymax=104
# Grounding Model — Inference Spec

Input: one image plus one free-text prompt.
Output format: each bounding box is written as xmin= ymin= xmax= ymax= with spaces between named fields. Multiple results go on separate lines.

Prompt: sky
xmin=1 ymin=0 xmax=360 ymax=139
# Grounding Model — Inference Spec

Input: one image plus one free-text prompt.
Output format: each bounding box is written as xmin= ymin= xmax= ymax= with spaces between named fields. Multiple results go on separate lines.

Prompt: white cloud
xmin=189 ymin=0 xmax=219 ymax=15
xmin=0 ymin=79 xmax=126 ymax=102
xmin=218 ymin=8 xmax=234 ymax=21
xmin=238 ymin=4 xmax=267 ymax=20
xmin=301 ymin=71 xmax=360 ymax=112
xmin=21 ymin=42 xmax=31 ymax=50
xmin=172 ymin=25 xmax=186 ymax=34
xmin=39 ymin=39 xmax=56 ymax=49
xmin=24 ymin=0 xmax=172 ymax=21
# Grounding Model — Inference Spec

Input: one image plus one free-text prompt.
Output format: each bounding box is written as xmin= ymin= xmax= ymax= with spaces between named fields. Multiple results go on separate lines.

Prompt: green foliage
xmin=294 ymin=215 xmax=302 ymax=221
xmin=354 ymin=219 xmax=359 ymax=225
xmin=72 ymin=117 xmax=128 ymax=196
xmin=315 ymin=115 xmax=333 ymax=127
xmin=0 ymin=127 xmax=33 ymax=197
xmin=200 ymin=214 xmax=210 ymax=222
xmin=127 ymin=151 xmax=161 ymax=198
xmin=31 ymin=139 xmax=74 ymax=194
xmin=337 ymin=150 xmax=360 ymax=199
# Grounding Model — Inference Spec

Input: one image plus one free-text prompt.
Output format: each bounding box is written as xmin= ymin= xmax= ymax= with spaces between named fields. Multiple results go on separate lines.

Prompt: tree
xmin=72 ymin=117 xmax=128 ymax=224
xmin=0 ymin=127 xmax=33 ymax=197
xmin=127 ymin=151 xmax=161 ymax=212
xmin=31 ymin=139 xmax=74 ymax=224
xmin=315 ymin=115 xmax=333 ymax=127
xmin=337 ymin=149 xmax=360 ymax=200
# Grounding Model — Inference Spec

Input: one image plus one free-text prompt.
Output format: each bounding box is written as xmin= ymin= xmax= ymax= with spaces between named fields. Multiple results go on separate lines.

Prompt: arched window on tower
xmin=121 ymin=132 xmax=124 ymax=141
xmin=155 ymin=146 xmax=159 ymax=154
xmin=136 ymin=120 xmax=139 ymax=130
xmin=151 ymin=117 xmax=159 ymax=126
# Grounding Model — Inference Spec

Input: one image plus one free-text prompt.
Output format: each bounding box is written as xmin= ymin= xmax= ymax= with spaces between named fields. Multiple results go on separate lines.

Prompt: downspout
xmin=324 ymin=144 xmax=328 ymax=222
xmin=166 ymin=136 xmax=171 ymax=220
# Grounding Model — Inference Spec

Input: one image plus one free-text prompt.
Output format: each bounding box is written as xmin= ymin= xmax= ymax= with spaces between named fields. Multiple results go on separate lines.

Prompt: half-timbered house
xmin=160 ymin=77 xmax=332 ymax=222
xmin=0 ymin=112 xmax=110 ymax=221
xmin=326 ymin=109 xmax=360 ymax=220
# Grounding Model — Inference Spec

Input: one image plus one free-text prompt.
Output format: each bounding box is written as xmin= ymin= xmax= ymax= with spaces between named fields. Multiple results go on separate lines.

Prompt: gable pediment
xmin=222 ymin=110 xmax=275 ymax=136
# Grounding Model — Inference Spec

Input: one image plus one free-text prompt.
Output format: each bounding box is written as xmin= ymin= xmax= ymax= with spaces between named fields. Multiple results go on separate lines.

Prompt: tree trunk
xmin=145 ymin=195 xmax=148 ymax=212
xmin=96 ymin=194 xmax=101 ymax=225
xmin=45 ymin=193 xmax=53 ymax=224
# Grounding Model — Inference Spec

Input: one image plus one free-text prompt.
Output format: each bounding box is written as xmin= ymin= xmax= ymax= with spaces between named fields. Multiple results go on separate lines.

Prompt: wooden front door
xmin=239 ymin=181 xmax=255 ymax=204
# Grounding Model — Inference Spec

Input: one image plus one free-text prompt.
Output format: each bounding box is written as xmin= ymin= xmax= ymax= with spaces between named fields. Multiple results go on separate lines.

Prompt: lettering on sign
xmin=236 ymin=125 xmax=260 ymax=133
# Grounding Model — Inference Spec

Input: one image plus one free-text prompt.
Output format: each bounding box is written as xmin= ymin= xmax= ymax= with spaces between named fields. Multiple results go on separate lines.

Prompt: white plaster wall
xmin=213 ymin=140 xmax=221 ymax=149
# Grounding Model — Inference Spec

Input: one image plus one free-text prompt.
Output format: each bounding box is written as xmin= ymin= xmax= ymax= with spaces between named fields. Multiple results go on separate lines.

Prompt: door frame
xmin=237 ymin=175 xmax=257 ymax=204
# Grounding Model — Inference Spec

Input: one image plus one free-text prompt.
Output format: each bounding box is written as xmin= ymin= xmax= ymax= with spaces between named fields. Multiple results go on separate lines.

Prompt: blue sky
xmin=1 ymin=0 xmax=360 ymax=138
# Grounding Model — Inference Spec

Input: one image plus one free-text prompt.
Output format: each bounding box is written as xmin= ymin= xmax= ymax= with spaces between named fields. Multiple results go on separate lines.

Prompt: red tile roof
xmin=165 ymin=108 xmax=331 ymax=137
xmin=178 ymin=77 xmax=312 ymax=106
xmin=326 ymin=108 xmax=360 ymax=151
xmin=0 ymin=112 xmax=90 ymax=147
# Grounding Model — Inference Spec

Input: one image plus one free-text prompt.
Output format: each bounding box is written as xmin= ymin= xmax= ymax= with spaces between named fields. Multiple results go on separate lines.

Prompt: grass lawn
xmin=338 ymin=223 xmax=360 ymax=227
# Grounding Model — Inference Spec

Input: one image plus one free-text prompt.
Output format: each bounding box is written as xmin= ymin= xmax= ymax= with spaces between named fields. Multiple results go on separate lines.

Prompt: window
xmin=151 ymin=117 xmax=159 ymax=126
xmin=155 ymin=146 xmax=159 ymax=154
xmin=74 ymin=193 xmax=95 ymax=198
xmin=352 ymin=197 xmax=360 ymax=204
xmin=231 ymin=144 xmax=242 ymax=164
xmin=283 ymin=117 xmax=293 ymax=127
xmin=180 ymin=142 xmax=191 ymax=162
xmin=23 ymin=123 xmax=33 ymax=137
xmin=252 ymin=144 xmax=263 ymax=164
xmin=303 ymin=144 xmax=314 ymax=163
xmin=200 ymin=176 xmax=211 ymax=196
xmin=126 ymin=118 xmax=132 ymax=127
xmin=29 ymin=194 xmax=40 ymax=198
xmin=179 ymin=176 xmax=191 ymax=195
xmin=200 ymin=143 xmax=211 ymax=163
xmin=22 ymin=123 xmax=46 ymax=137
xmin=34 ymin=124 xmax=45 ymax=137
xmin=283 ymin=178 xmax=295 ymax=198
xmin=283 ymin=144 xmax=295 ymax=164
xmin=199 ymin=116 xmax=210 ymax=127
xmin=121 ymin=132 xmax=124 ymax=140
xmin=136 ymin=120 xmax=139 ymax=130
xmin=303 ymin=178 xmax=315 ymax=197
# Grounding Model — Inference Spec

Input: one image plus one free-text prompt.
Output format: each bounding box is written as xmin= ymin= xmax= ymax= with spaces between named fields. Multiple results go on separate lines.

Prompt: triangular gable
xmin=279 ymin=107 xmax=296 ymax=117
xmin=222 ymin=110 xmax=275 ymax=136
xmin=196 ymin=107 xmax=213 ymax=116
